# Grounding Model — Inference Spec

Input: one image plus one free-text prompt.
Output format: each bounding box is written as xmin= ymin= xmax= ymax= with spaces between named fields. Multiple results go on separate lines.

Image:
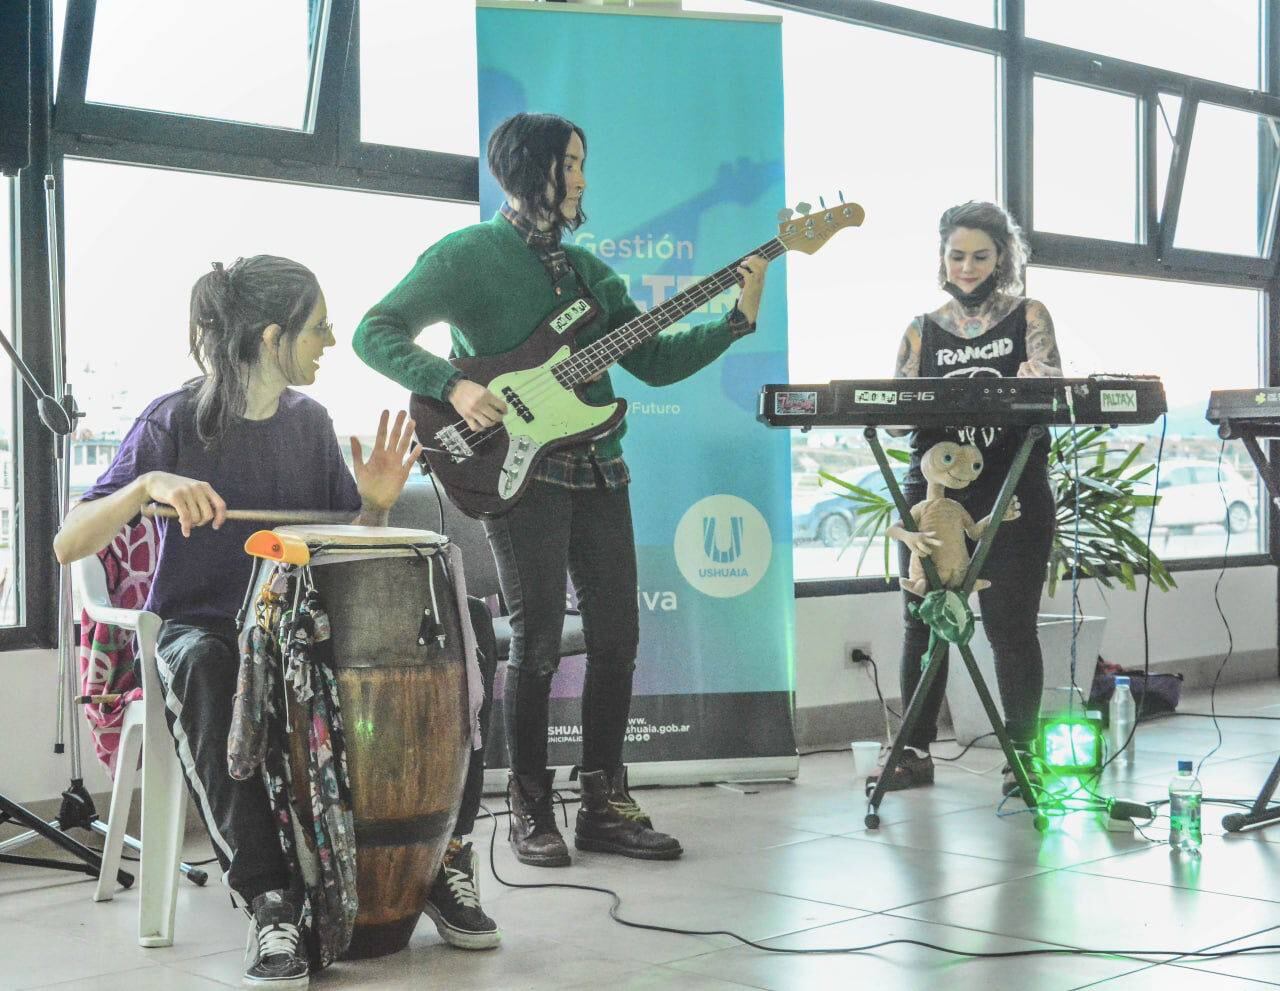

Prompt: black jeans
xmin=897 ymin=462 xmax=1055 ymax=749
xmin=155 ymin=620 xmax=289 ymax=904
xmin=454 ymin=595 xmax=498 ymax=836
xmin=483 ymin=480 xmax=639 ymax=776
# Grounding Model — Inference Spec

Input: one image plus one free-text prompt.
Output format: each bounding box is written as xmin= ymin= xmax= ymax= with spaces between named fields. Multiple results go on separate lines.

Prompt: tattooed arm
xmin=887 ymin=317 xmax=923 ymax=435
xmin=1017 ymin=299 xmax=1064 ymax=378
xmin=894 ymin=316 xmax=922 ymax=378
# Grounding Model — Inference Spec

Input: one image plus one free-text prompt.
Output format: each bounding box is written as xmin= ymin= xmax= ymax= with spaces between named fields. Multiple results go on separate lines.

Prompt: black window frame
xmin=749 ymin=0 xmax=1278 ymax=596
xmin=6 ymin=0 xmax=1278 ymax=646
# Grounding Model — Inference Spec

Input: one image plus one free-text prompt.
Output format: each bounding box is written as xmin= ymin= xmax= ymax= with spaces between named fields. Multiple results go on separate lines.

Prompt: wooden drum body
xmin=280 ymin=526 xmax=469 ymax=959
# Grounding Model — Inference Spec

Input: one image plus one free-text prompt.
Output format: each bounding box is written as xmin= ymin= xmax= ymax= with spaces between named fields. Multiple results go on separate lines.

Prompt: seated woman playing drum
xmin=52 ymin=255 xmax=496 ymax=989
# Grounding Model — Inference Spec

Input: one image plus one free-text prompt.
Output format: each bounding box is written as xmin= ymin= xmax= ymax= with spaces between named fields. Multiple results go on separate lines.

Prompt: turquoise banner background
xmin=476 ymin=4 xmax=793 ymax=707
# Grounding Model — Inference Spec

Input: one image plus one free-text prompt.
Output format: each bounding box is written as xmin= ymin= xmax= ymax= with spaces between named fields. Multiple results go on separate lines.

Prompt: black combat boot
xmin=575 ymin=765 xmax=682 ymax=860
xmin=507 ymin=770 xmax=571 ymax=867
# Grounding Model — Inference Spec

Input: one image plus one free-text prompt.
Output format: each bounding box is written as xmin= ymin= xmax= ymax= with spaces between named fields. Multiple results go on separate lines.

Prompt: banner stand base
xmin=481 ymin=755 xmax=799 ymax=796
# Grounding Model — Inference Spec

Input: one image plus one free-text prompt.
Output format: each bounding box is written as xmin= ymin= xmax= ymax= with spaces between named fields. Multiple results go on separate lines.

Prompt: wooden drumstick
xmin=142 ymin=504 xmax=355 ymax=525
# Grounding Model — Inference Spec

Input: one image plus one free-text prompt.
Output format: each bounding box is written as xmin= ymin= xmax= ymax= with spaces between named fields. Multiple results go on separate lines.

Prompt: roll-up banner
xmin=476 ymin=1 xmax=796 ymax=786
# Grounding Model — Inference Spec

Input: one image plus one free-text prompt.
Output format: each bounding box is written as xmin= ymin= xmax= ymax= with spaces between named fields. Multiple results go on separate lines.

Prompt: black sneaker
xmin=424 ymin=841 xmax=501 ymax=950
xmin=243 ymin=890 xmax=308 ymax=990
xmin=865 ymin=746 xmax=934 ymax=794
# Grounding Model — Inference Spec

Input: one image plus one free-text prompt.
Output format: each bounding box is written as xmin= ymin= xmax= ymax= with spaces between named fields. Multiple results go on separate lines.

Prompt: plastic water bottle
xmin=1169 ymin=760 xmax=1203 ymax=853
xmin=1108 ymin=675 xmax=1137 ymax=768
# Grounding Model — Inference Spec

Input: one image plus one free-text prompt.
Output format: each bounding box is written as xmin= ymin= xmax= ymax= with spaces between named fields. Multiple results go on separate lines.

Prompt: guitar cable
xmin=477 ymin=800 xmax=1280 ymax=962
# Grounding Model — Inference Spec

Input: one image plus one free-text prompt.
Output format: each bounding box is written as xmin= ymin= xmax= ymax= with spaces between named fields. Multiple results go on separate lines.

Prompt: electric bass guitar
xmin=410 ymin=200 xmax=865 ymax=517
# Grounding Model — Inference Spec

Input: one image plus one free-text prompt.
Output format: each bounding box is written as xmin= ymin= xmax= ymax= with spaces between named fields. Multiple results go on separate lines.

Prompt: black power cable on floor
xmin=478 ymin=801 xmax=1280 ymax=962
xmin=932 ymin=732 xmax=995 ymax=763
xmin=1193 ymin=439 xmax=1238 ymax=783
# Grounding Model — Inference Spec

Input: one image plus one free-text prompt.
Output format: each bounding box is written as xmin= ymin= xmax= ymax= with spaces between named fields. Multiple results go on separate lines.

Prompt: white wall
xmin=796 ymin=565 xmax=1278 ymax=711
xmin=5 ymin=566 xmax=1275 ymax=804
xmin=2 ymin=647 xmax=114 ymax=806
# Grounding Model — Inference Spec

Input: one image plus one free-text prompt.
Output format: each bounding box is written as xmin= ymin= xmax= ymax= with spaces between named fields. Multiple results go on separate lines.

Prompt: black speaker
xmin=0 ymin=1 xmax=33 ymax=177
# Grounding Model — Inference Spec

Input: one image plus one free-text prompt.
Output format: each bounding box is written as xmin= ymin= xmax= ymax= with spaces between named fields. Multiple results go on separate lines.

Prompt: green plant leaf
xmin=823 ymin=427 xmax=1175 ymax=596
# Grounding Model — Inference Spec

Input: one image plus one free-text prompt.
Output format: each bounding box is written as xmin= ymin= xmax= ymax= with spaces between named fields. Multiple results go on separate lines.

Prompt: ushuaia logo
xmin=703 ymin=515 xmax=743 ymax=563
xmin=675 ymin=495 xmax=771 ymax=598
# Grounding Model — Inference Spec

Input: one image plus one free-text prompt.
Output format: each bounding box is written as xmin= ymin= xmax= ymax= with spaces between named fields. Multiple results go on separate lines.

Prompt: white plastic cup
xmin=851 ymin=741 xmax=881 ymax=777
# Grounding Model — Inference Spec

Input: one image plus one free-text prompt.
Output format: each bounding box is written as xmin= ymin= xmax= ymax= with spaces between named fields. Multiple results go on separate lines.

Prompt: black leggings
xmin=483 ymin=480 xmax=639 ymax=776
xmin=897 ymin=464 xmax=1055 ymax=749
xmin=453 ymin=596 xmax=498 ymax=837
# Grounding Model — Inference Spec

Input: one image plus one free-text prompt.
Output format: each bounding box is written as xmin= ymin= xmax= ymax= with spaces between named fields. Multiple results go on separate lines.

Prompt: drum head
xmin=276 ymin=524 xmax=447 ymax=563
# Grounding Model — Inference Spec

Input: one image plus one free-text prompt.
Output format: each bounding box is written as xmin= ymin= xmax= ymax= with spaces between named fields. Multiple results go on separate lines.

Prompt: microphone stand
xmin=0 ymin=175 xmax=206 ymax=888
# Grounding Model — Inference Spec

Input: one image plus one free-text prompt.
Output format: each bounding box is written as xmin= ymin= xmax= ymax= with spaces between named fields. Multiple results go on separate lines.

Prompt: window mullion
xmin=1157 ymin=93 xmax=1196 ymax=261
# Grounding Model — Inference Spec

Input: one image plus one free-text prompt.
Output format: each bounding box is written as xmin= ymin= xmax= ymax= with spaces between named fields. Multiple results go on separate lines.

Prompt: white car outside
xmin=1134 ymin=458 xmax=1257 ymax=534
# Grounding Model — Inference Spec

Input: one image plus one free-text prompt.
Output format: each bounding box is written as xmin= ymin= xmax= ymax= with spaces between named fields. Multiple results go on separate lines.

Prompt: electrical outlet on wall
xmin=845 ymin=642 xmax=872 ymax=665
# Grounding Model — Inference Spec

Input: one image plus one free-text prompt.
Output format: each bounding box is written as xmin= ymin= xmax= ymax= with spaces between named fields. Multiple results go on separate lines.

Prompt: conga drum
xmin=276 ymin=525 xmax=471 ymax=959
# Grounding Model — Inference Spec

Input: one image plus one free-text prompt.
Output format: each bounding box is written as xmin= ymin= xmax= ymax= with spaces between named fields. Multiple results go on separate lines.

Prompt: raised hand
xmin=351 ymin=409 xmax=423 ymax=512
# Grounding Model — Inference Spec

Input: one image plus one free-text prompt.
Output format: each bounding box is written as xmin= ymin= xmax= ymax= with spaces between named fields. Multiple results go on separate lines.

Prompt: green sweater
xmin=353 ymin=213 xmax=738 ymax=459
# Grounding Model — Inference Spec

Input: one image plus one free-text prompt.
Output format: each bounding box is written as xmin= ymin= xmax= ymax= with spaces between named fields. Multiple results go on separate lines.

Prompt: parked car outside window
xmin=793 ymin=465 xmax=909 ymax=547
xmin=1132 ymin=458 xmax=1257 ymax=534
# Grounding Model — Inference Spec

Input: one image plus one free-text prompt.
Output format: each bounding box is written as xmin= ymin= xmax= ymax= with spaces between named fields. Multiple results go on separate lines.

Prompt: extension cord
xmin=1098 ymin=797 xmax=1156 ymax=832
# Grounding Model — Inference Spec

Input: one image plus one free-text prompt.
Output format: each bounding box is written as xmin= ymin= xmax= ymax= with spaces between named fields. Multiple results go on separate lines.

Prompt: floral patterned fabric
xmin=77 ymin=519 xmax=158 ymax=775
xmin=234 ymin=563 xmax=358 ymax=970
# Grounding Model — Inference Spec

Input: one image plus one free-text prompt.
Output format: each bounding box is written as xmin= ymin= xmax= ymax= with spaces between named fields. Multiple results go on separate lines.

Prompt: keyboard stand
xmin=863 ymin=425 xmax=1049 ymax=832
xmin=1214 ymin=417 xmax=1280 ymax=834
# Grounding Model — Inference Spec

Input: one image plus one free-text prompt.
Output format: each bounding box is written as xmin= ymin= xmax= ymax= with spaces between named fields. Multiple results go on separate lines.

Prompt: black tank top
xmin=906 ymin=299 xmax=1048 ymax=487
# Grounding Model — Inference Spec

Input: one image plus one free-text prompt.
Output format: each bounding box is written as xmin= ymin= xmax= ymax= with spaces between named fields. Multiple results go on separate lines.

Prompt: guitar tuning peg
xmin=819 ymin=196 xmax=827 ymax=209
xmin=795 ymin=201 xmax=811 ymax=216
xmin=777 ymin=207 xmax=794 ymax=222
xmin=838 ymin=190 xmax=846 ymax=203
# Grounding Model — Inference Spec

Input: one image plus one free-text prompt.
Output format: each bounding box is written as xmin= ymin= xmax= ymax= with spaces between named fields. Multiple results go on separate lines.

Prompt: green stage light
xmin=1036 ymin=713 xmax=1104 ymax=776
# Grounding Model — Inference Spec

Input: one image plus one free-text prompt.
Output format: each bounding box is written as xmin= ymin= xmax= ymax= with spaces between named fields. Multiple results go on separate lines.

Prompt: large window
xmin=62 ymin=161 xmax=477 ymax=485
xmin=1028 ymin=268 xmax=1262 ymax=559
xmin=1175 ymin=103 xmax=1280 ymax=258
xmin=13 ymin=1 xmax=1274 ymax=620
xmin=360 ymin=1 xmax=479 ymax=154
xmin=1033 ymin=79 xmax=1138 ymax=242
xmin=1025 ymin=0 xmax=1260 ymax=91
xmin=82 ymin=1 xmax=324 ymax=129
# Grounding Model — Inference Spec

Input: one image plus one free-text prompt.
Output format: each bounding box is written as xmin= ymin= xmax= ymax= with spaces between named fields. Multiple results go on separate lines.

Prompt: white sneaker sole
xmin=242 ymin=973 xmax=309 ymax=990
xmin=423 ymin=902 xmax=502 ymax=950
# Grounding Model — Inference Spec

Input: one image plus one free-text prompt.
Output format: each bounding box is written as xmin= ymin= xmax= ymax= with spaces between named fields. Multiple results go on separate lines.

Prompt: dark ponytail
xmin=187 ymin=255 xmax=320 ymax=447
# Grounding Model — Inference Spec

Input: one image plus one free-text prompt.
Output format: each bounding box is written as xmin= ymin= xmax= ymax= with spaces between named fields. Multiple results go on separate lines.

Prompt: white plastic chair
xmin=75 ymin=553 xmax=185 ymax=948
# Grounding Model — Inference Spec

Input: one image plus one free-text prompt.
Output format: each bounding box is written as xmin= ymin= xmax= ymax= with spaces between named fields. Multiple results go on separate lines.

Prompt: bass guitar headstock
xmin=777 ymin=196 xmax=865 ymax=255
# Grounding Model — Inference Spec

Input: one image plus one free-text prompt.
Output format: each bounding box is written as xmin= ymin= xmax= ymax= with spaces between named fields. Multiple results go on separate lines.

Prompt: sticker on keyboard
xmin=774 ymin=391 xmax=818 ymax=415
xmin=1100 ymin=390 xmax=1138 ymax=413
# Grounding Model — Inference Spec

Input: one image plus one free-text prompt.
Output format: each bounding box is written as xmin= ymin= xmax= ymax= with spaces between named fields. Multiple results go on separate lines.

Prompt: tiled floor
xmin=4 ymin=681 xmax=1280 ymax=990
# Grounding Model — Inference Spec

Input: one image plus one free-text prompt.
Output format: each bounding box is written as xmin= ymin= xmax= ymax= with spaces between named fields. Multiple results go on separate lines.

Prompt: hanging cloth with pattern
xmin=230 ymin=562 xmax=358 ymax=970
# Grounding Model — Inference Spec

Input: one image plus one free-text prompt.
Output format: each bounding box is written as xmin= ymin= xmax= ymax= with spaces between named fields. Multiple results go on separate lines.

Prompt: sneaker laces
xmin=441 ymin=861 xmax=482 ymax=909
xmin=257 ymin=921 xmax=300 ymax=960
